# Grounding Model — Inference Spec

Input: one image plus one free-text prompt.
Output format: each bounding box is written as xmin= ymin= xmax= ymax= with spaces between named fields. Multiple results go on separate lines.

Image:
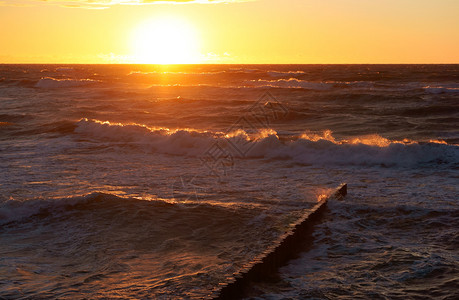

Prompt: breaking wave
xmin=267 ymin=70 xmax=306 ymax=77
xmin=0 ymin=192 xmax=104 ymax=225
xmin=75 ymin=119 xmax=459 ymax=167
xmin=246 ymin=79 xmax=380 ymax=90
xmin=35 ymin=77 xmax=99 ymax=88
xmin=248 ymin=78 xmax=333 ymax=90
xmin=424 ymin=85 xmax=459 ymax=94
xmin=55 ymin=67 xmax=75 ymax=72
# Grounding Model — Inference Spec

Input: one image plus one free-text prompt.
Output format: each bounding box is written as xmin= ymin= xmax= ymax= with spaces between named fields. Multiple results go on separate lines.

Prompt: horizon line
xmin=2 ymin=62 xmax=459 ymax=65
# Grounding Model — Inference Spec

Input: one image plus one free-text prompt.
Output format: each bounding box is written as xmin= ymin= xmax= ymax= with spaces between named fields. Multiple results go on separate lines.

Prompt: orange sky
xmin=0 ymin=0 xmax=458 ymax=63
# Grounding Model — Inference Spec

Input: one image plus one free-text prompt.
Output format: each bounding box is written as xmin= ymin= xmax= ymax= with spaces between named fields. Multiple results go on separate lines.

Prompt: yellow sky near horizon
xmin=0 ymin=0 xmax=458 ymax=64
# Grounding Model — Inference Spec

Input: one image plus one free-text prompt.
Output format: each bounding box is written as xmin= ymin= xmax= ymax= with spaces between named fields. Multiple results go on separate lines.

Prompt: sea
xmin=0 ymin=64 xmax=458 ymax=299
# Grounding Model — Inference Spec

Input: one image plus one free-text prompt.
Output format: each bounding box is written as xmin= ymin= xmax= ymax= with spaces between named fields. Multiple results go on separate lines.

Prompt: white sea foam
xmin=75 ymin=119 xmax=459 ymax=168
xmin=75 ymin=119 xmax=217 ymax=156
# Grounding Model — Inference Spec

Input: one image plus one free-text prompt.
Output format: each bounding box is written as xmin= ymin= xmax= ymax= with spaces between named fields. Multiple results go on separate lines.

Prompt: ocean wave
xmin=0 ymin=192 xmax=197 ymax=226
xmin=334 ymin=81 xmax=377 ymax=89
xmin=35 ymin=77 xmax=99 ymax=88
xmin=128 ymin=69 xmax=307 ymax=78
xmin=55 ymin=67 xmax=75 ymax=72
xmin=0 ymin=190 xmax=278 ymax=299
xmin=75 ymin=119 xmax=217 ymax=156
xmin=0 ymin=191 xmax=273 ymax=244
xmin=267 ymin=70 xmax=306 ymax=77
xmin=0 ymin=113 xmax=33 ymax=122
xmin=128 ymin=70 xmax=225 ymax=76
xmin=246 ymin=79 xmax=457 ymax=92
xmin=128 ymin=69 xmax=269 ymax=76
xmin=424 ymin=85 xmax=459 ymax=94
xmin=74 ymin=119 xmax=459 ymax=167
xmin=0 ymin=78 xmax=38 ymax=88
xmin=248 ymin=78 xmax=333 ymax=90
xmin=247 ymin=79 xmax=427 ymax=91
xmin=268 ymin=189 xmax=459 ymax=300
xmin=399 ymin=105 xmax=458 ymax=117
xmin=0 ymin=192 xmax=99 ymax=225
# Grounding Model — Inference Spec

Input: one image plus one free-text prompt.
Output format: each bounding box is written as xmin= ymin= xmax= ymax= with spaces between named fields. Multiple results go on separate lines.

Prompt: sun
xmin=130 ymin=17 xmax=200 ymax=64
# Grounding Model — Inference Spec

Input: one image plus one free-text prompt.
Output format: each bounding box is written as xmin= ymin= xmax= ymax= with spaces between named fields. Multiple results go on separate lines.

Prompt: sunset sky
xmin=1 ymin=0 xmax=458 ymax=64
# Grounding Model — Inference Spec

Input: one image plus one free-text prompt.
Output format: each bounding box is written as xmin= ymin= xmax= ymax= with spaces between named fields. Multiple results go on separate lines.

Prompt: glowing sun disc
xmin=131 ymin=17 xmax=200 ymax=64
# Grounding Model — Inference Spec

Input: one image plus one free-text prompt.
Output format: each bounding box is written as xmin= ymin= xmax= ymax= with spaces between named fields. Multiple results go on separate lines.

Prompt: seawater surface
xmin=0 ymin=64 xmax=458 ymax=299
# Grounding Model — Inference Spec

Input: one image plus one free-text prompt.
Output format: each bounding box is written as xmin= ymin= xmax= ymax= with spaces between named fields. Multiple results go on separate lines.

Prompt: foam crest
xmin=275 ymin=134 xmax=456 ymax=167
xmin=74 ymin=119 xmax=458 ymax=167
xmin=300 ymin=130 xmax=337 ymax=143
xmin=267 ymin=70 xmax=306 ymax=77
xmin=55 ymin=67 xmax=75 ymax=72
xmin=75 ymin=119 xmax=217 ymax=156
xmin=249 ymin=78 xmax=333 ymax=90
xmin=35 ymin=77 xmax=98 ymax=88
xmin=424 ymin=85 xmax=459 ymax=94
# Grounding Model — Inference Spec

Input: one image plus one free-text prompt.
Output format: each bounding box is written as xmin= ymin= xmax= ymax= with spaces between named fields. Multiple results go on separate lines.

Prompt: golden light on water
xmin=130 ymin=17 xmax=200 ymax=64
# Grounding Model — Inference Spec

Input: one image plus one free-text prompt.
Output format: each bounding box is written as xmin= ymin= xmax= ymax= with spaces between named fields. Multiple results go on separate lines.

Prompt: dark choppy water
xmin=0 ymin=64 xmax=458 ymax=299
